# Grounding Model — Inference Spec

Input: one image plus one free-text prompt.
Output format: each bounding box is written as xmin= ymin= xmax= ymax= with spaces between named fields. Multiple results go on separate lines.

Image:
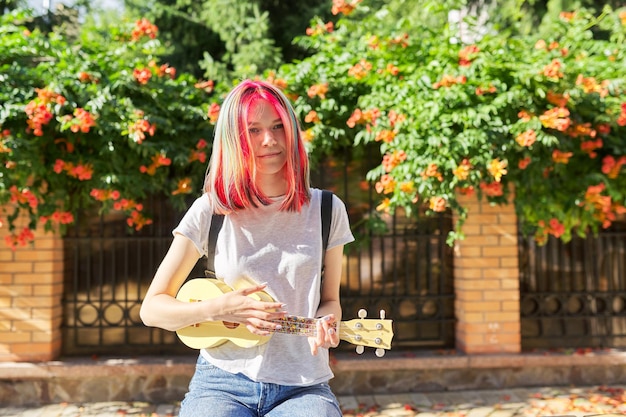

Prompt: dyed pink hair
xmin=204 ymin=80 xmax=310 ymax=212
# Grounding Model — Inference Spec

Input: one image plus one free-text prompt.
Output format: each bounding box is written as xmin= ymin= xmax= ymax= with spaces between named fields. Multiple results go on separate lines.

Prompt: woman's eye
xmin=273 ymin=124 xmax=284 ymax=130
xmin=249 ymin=128 xmax=260 ymax=134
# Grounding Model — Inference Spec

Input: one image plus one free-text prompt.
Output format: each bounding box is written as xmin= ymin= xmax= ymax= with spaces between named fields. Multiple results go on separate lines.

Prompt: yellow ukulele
xmin=175 ymin=278 xmax=394 ymax=357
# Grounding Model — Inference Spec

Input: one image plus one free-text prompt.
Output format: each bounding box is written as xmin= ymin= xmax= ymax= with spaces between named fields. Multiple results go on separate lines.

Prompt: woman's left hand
xmin=308 ymin=314 xmax=339 ymax=356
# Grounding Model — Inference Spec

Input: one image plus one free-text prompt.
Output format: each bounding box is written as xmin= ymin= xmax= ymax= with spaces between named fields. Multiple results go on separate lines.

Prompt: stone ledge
xmin=330 ymin=348 xmax=626 ymax=371
xmin=0 ymin=356 xmax=196 ymax=380
xmin=2 ymin=349 xmax=625 ymax=379
xmin=329 ymin=349 xmax=626 ymax=395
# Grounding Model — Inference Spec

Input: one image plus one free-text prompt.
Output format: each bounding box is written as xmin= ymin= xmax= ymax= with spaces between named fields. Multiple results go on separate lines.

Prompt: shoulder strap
xmin=320 ymin=190 xmax=333 ymax=280
xmin=205 ymin=214 xmax=224 ymax=278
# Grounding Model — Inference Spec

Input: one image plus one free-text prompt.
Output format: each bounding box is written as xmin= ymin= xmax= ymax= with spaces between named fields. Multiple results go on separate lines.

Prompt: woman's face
xmin=247 ymin=99 xmax=288 ymax=177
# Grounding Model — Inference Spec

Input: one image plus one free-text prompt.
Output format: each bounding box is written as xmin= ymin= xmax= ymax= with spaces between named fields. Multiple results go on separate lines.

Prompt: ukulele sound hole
xmin=223 ymin=321 xmax=240 ymax=329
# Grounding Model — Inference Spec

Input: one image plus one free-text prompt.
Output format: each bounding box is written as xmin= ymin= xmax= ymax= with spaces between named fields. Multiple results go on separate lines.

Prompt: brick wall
xmin=0 ymin=211 xmax=64 ymax=362
xmin=453 ymin=192 xmax=521 ymax=354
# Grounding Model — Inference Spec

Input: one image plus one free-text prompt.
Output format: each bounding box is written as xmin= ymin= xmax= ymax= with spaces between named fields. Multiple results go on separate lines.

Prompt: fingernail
xmin=323 ymin=315 xmax=331 ymax=321
xmin=328 ymin=328 xmax=335 ymax=335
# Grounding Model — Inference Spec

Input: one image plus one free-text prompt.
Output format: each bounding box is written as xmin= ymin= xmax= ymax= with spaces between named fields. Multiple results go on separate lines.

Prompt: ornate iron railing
xmin=519 ymin=226 xmax=626 ymax=350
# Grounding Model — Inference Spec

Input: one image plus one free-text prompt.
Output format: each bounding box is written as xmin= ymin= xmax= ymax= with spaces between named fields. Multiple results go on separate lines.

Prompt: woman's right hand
xmin=211 ymin=284 xmax=287 ymax=335
xmin=141 ymin=235 xmax=287 ymax=334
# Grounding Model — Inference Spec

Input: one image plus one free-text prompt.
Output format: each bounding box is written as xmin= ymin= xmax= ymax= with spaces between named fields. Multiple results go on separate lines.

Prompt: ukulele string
xmin=189 ymin=316 xmax=340 ymax=337
xmin=272 ymin=316 xmax=318 ymax=336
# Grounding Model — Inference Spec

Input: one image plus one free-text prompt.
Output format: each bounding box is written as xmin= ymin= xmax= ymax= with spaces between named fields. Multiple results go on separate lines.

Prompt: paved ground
xmin=1 ymin=385 xmax=625 ymax=417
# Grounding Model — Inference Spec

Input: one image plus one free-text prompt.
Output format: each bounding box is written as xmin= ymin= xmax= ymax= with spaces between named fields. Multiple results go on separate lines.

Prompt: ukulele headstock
xmin=339 ymin=309 xmax=393 ymax=357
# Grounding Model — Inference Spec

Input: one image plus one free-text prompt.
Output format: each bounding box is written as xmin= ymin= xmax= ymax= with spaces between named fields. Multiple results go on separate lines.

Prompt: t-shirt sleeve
xmin=328 ymin=194 xmax=355 ymax=250
xmin=172 ymin=195 xmax=212 ymax=257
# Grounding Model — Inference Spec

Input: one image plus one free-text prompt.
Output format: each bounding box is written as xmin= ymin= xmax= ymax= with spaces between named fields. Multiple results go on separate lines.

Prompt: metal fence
xmin=62 ymin=186 xmax=626 ymax=356
xmin=340 ymin=214 xmax=455 ymax=350
xmin=519 ymin=225 xmax=626 ymax=350
xmin=62 ymin=197 xmax=195 ymax=356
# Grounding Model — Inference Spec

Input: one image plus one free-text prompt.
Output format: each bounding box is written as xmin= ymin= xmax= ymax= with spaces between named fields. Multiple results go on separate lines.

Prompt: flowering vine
xmin=277 ymin=1 xmax=626 ymax=244
xmin=0 ymin=11 xmax=217 ymax=249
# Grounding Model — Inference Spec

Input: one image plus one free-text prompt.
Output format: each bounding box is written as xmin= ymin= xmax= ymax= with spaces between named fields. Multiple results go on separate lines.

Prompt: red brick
xmin=23 ymin=250 xmax=64 ymax=262
xmin=462 ymin=234 xmax=500 ymax=247
xmin=32 ymin=331 xmax=62 ymax=343
xmin=0 ymin=251 xmax=15 ymax=262
xmin=456 ymin=311 xmax=484 ymax=323
xmin=0 ymin=285 xmax=33 ymax=297
xmin=460 ymin=224 xmax=481 ymax=235
xmin=12 ymin=273 xmax=56 ymax=284
xmin=502 ymin=300 xmax=521 ymax=311
xmin=493 ymin=332 xmax=521 ymax=345
xmin=482 ymin=245 xmax=518 ymax=258
xmin=500 ymin=257 xmax=520 ymax=268
xmin=0 ymin=275 xmax=14 ymax=286
xmin=459 ymin=332 xmax=486 ymax=346
xmin=453 ymin=245 xmax=482 ymax=257
xmin=484 ymin=311 xmax=519 ymax=322
xmin=482 ymin=268 xmax=518 ymax=279
xmin=13 ymin=319 xmax=52 ymax=332
xmin=454 ymin=268 xmax=484 ymax=280
xmin=10 ymin=341 xmax=57 ymax=356
xmin=455 ymin=279 xmax=501 ymax=290
xmin=32 ymin=236 xmax=63 ymax=250
xmin=455 ymin=290 xmax=484 ymax=302
xmin=463 ymin=301 xmax=502 ymax=312
xmin=0 ymin=331 xmax=31 ymax=343
xmin=453 ymin=257 xmax=496 ymax=268
xmin=0 ymin=262 xmax=34 ymax=273
xmin=33 ymin=283 xmax=63 ymax=297
xmin=31 ymin=307 xmax=58 ymax=320
xmin=483 ymin=290 xmax=519 ymax=301
xmin=33 ymin=262 xmax=63 ymax=274
xmin=0 ymin=308 xmax=31 ymax=320
xmin=14 ymin=296 xmax=57 ymax=309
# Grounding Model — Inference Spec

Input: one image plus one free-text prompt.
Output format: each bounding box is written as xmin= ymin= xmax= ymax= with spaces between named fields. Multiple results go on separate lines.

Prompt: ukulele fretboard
xmin=268 ymin=316 xmax=337 ymax=337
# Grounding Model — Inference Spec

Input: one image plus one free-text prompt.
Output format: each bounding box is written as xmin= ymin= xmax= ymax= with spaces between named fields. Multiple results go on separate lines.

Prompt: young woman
xmin=140 ymin=79 xmax=354 ymax=416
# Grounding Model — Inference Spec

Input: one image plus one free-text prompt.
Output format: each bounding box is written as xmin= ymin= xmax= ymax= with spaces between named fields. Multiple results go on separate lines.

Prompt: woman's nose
xmin=261 ymin=130 xmax=276 ymax=146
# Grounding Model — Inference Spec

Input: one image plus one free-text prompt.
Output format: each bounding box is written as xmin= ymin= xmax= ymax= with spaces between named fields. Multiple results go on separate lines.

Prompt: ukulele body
xmin=176 ymin=278 xmax=274 ymax=349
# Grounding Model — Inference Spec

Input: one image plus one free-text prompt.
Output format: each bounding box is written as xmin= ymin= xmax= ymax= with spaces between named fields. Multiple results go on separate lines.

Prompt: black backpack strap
xmin=205 ymin=214 xmax=224 ymax=278
xmin=320 ymin=190 xmax=333 ymax=281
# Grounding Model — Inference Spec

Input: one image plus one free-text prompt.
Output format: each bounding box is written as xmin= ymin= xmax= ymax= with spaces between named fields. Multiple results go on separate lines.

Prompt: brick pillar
xmin=453 ymin=191 xmax=521 ymax=354
xmin=0 ymin=210 xmax=64 ymax=362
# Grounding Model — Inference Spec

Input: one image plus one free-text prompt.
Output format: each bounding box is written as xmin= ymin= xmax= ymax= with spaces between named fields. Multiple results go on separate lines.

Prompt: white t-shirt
xmin=173 ymin=188 xmax=355 ymax=385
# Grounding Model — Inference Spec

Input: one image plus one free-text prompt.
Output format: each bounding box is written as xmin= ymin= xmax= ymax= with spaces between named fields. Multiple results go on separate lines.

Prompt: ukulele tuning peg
xmin=358 ymin=308 xmax=368 ymax=319
xmin=356 ymin=345 xmax=365 ymax=355
xmin=380 ymin=310 xmax=386 ymax=319
xmin=375 ymin=348 xmax=385 ymax=358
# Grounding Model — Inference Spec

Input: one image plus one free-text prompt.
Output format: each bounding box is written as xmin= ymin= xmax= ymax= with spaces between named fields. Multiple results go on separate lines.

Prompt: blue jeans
xmin=179 ymin=355 xmax=343 ymax=417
